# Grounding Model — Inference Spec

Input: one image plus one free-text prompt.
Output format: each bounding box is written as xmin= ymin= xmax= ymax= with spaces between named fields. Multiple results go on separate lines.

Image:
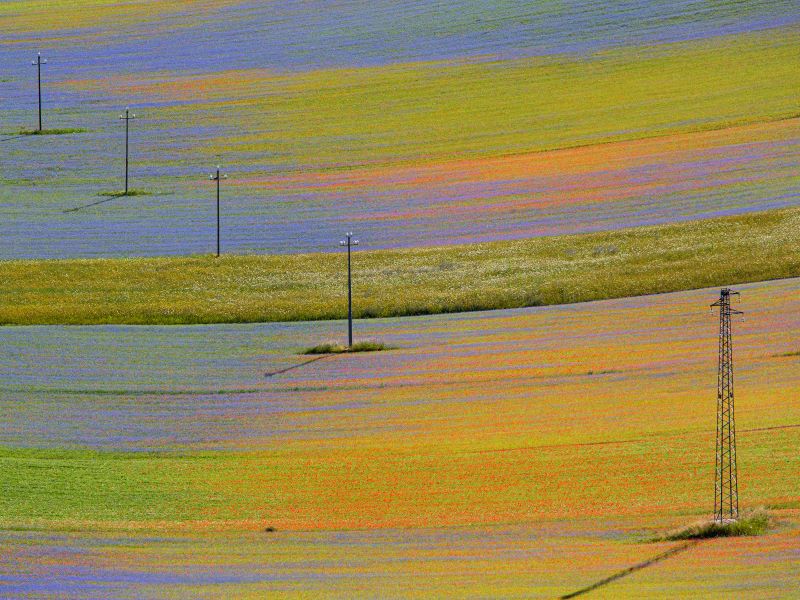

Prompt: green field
xmin=2 ymin=208 xmax=799 ymax=326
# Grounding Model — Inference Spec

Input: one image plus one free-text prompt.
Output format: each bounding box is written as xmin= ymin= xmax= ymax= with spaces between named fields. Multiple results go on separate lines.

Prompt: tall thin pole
xmin=339 ymin=233 xmax=359 ymax=348
xmin=347 ymin=239 xmax=353 ymax=347
xmin=32 ymin=53 xmax=47 ymax=132
xmin=209 ymin=166 xmax=227 ymax=257
xmin=37 ymin=57 xmax=42 ymax=132
xmin=216 ymin=169 xmax=221 ymax=258
xmin=711 ymin=288 xmax=742 ymax=522
xmin=125 ymin=113 xmax=129 ymax=194
xmin=119 ymin=108 xmax=136 ymax=195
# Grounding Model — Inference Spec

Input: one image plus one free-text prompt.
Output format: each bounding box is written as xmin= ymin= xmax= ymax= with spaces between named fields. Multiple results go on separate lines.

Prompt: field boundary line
xmin=465 ymin=423 xmax=800 ymax=455
xmin=739 ymin=423 xmax=800 ymax=434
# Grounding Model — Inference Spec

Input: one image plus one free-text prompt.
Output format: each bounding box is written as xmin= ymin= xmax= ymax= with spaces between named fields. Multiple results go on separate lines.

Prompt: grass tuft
xmin=301 ymin=340 xmax=391 ymax=355
xmin=97 ymin=189 xmax=152 ymax=197
xmin=19 ymin=128 xmax=87 ymax=136
xmin=658 ymin=510 xmax=771 ymax=541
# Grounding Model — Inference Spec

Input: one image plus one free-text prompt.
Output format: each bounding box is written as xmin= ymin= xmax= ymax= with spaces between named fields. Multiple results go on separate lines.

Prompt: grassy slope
xmin=1 ymin=208 xmax=800 ymax=326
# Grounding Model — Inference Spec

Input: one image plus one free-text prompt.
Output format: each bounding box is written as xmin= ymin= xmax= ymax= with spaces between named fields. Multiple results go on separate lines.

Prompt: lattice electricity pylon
xmin=711 ymin=288 xmax=743 ymax=523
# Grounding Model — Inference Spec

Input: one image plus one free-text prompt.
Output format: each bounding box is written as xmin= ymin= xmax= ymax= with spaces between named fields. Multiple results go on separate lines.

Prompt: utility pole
xmin=32 ymin=53 xmax=48 ymax=132
xmin=339 ymin=232 xmax=359 ymax=347
xmin=208 ymin=166 xmax=228 ymax=257
xmin=119 ymin=107 xmax=136 ymax=195
xmin=711 ymin=288 xmax=743 ymax=523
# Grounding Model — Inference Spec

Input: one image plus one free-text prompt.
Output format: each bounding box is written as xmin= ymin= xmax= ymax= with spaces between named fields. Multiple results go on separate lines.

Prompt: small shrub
xmin=659 ymin=510 xmax=771 ymax=541
xmin=98 ymin=189 xmax=152 ymax=197
xmin=300 ymin=340 xmax=391 ymax=355
xmin=350 ymin=341 xmax=390 ymax=352
xmin=301 ymin=342 xmax=344 ymax=354
xmin=19 ymin=128 xmax=86 ymax=136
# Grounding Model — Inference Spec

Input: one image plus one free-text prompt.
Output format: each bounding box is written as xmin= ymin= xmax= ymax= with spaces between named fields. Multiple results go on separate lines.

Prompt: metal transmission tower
xmin=711 ymin=288 xmax=742 ymax=523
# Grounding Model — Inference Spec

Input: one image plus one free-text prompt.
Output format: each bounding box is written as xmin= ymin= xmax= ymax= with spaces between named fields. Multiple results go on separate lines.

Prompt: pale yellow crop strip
xmin=1 ymin=208 xmax=798 ymax=326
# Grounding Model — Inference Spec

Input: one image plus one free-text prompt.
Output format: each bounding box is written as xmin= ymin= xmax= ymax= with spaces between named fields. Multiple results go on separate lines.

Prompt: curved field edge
xmin=1 ymin=207 xmax=800 ymax=326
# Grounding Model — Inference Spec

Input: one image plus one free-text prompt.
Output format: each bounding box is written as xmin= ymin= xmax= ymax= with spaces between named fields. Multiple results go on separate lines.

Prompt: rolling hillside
xmin=1 ymin=278 xmax=799 ymax=596
xmin=1 ymin=2 xmax=797 ymax=258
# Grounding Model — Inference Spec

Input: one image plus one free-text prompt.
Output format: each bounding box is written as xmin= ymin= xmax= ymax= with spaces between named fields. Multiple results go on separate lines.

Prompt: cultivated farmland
xmin=2 ymin=2 xmax=799 ymax=597
xmin=1 ymin=3 xmax=799 ymax=258
xmin=1 ymin=279 xmax=798 ymax=596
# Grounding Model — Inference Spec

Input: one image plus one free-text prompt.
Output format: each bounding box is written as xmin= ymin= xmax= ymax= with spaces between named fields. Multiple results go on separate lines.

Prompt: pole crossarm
xmin=710 ymin=289 xmax=743 ymax=314
xmin=118 ymin=107 xmax=137 ymax=124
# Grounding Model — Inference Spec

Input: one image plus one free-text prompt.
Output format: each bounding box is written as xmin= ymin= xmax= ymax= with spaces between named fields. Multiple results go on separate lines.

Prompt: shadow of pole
xmin=560 ymin=540 xmax=701 ymax=599
xmin=264 ymin=354 xmax=332 ymax=378
xmin=63 ymin=193 xmax=128 ymax=213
